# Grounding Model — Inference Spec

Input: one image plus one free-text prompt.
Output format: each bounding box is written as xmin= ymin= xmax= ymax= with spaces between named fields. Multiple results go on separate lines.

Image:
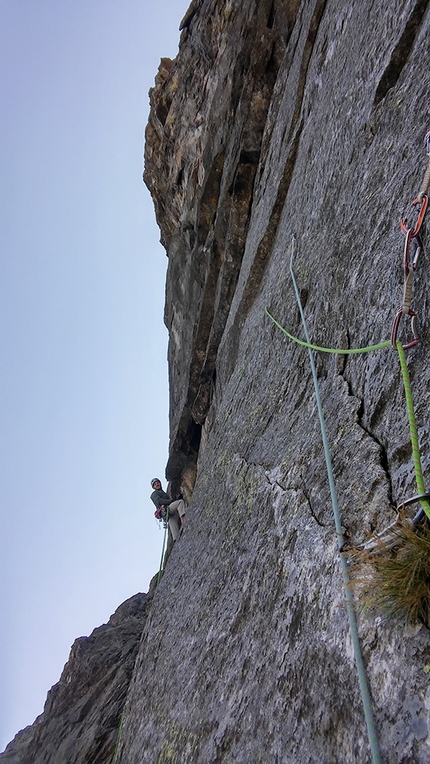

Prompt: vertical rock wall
xmin=3 ymin=1 xmax=429 ymax=762
xmin=117 ymin=0 xmax=430 ymax=762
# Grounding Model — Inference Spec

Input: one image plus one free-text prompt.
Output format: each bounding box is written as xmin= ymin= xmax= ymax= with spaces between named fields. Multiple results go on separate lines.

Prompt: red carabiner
xmin=391 ymin=307 xmax=420 ymax=349
xmin=401 ymin=194 xmax=428 ymax=236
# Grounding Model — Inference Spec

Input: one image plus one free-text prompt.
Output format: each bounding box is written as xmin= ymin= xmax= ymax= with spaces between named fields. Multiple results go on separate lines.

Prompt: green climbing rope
xmin=396 ymin=341 xmax=430 ymax=520
xmin=265 ymin=308 xmax=391 ymax=354
xmin=111 ymin=710 xmax=125 ymax=764
xmin=157 ymin=517 xmax=169 ymax=586
xmin=265 ymin=306 xmax=429 ymax=522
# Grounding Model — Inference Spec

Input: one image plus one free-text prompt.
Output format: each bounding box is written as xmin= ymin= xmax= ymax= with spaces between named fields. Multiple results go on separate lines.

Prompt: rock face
xmin=4 ymin=1 xmax=430 ymax=762
xmin=0 ymin=594 xmax=148 ymax=764
xmin=117 ymin=0 xmax=430 ymax=762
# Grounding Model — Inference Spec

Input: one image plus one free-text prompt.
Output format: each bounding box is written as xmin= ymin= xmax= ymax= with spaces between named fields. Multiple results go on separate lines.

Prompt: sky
xmin=0 ymin=0 xmax=187 ymax=751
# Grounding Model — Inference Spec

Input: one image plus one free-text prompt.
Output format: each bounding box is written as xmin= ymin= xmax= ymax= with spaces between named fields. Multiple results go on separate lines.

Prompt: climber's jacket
xmin=150 ymin=488 xmax=173 ymax=510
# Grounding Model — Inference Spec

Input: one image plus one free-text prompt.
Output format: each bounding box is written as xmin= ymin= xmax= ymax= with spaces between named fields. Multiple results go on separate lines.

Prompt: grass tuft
xmin=349 ymin=515 xmax=430 ymax=627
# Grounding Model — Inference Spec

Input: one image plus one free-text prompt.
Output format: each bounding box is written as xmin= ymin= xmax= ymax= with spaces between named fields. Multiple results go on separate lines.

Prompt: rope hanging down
xmin=157 ymin=514 xmax=169 ymax=586
xmin=288 ymin=237 xmax=383 ymax=764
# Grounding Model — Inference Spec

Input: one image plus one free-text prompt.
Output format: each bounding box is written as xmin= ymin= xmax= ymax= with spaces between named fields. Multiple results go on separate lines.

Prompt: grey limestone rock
xmin=5 ymin=0 xmax=430 ymax=761
xmin=118 ymin=0 xmax=430 ymax=762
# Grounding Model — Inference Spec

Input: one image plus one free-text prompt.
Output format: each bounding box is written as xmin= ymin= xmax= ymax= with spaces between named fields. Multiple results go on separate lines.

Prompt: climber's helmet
xmin=151 ymin=478 xmax=162 ymax=488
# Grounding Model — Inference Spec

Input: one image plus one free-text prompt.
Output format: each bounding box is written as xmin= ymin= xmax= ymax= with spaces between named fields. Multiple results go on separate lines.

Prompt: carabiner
xmin=403 ymin=229 xmax=422 ymax=274
xmin=391 ymin=307 xmax=420 ymax=349
xmin=411 ymin=233 xmax=422 ymax=270
xmin=396 ymin=493 xmax=430 ymax=527
xmin=397 ymin=493 xmax=430 ymax=511
xmin=401 ymin=194 xmax=428 ymax=236
xmin=403 ymin=228 xmax=414 ymax=275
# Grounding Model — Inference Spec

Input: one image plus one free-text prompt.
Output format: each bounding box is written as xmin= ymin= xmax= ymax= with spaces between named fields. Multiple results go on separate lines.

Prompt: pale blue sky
xmin=0 ymin=0 xmax=187 ymax=750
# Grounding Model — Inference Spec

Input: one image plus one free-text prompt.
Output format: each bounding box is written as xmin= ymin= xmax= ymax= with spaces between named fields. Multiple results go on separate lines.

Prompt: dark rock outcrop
xmin=0 ymin=594 xmax=148 ymax=764
xmin=145 ymin=0 xmax=291 ymax=500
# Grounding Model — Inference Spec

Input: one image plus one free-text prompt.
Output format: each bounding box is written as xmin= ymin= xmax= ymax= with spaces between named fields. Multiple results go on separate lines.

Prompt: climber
xmin=150 ymin=478 xmax=186 ymax=541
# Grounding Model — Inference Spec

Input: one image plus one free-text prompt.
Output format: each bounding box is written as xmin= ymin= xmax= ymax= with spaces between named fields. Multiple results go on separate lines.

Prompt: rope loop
xmin=265 ymin=308 xmax=391 ymax=354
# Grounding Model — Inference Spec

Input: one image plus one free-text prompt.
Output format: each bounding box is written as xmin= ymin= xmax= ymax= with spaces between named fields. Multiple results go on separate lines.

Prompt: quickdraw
xmin=415 ymin=130 xmax=430 ymax=205
xmin=392 ymin=132 xmax=430 ymax=348
xmin=391 ymin=133 xmax=430 ymax=519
